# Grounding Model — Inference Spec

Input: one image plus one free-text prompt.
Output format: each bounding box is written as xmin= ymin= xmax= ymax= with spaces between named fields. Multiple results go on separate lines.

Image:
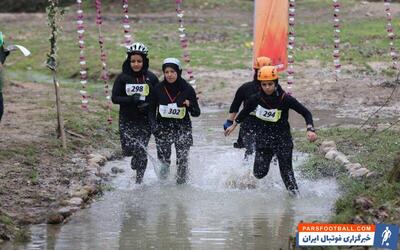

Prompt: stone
xmin=58 ymin=207 xmax=73 ymax=218
xmin=111 ymin=166 xmax=125 ymax=174
xmin=82 ymin=185 xmax=98 ymax=196
xmin=354 ymin=197 xmax=374 ymax=211
xmin=351 ymin=215 xmax=365 ymax=224
xmin=366 ymin=171 xmax=378 ymax=179
xmin=72 ymin=189 xmax=89 ymax=201
xmin=334 ymin=153 xmax=350 ymax=165
xmin=325 ymin=149 xmax=339 ymax=160
xmin=88 ymin=153 xmax=107 ymax=166
xmin=350 ymin=168 xmax=369 ymax=178
xmin=68 ymin=197 xmax=83 ymax=207
xmin=345 ymin=163 xmax=362 ymax=172
xmin=320 ymin=141 xmax=337 ymax=153
xmin=58 ymin=206 xmax=80 ymax=218
xmin=47 ymin=212 xmax=64 ymax=224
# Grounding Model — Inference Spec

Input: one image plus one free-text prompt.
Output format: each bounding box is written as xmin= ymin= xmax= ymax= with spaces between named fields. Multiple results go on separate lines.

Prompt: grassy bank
xmin=295 ymin=127 xmax=400 ymax=224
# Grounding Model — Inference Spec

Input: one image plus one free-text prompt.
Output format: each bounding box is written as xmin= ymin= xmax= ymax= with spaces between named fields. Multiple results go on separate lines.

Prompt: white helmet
xmin=127 ymin=42 xmax=148 ymax=55
xmin=163 ymin=57 xmax=182 ymax=70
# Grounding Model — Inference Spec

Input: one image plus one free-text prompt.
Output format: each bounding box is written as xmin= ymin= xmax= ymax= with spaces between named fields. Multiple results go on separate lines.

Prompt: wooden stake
xmin=52 ymin=70 xmax=66 ymax=149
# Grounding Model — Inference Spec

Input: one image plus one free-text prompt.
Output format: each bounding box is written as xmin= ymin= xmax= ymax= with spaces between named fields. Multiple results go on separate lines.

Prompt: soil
xmin=1 ymin=0 xmax=400 ymax=243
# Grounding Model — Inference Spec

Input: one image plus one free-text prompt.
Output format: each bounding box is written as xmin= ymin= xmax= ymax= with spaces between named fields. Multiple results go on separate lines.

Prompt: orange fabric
xmin=253 ymin=0 xmax=288 ymax=71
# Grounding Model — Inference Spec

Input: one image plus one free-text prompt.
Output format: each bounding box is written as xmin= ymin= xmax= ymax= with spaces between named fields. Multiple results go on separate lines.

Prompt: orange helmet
xmin=254 ymin=56 xmax=272 ymax=69
xmin=258 ymin=66 xmax=278 ymax=81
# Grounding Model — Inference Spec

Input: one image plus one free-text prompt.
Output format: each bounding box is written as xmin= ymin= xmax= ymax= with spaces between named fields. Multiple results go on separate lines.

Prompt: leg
xmin=156 ymin=140 xmax=172 ymax=166
xmin=241 ymin=118 xmax=257 ymax=159
xmin=276 ymin=147 xmax=299 ymax=194
xmin=175 ymin=141 xmax=190 ymax=184
xmin=119 ymin=118 xmax=134 ymax=157
xmin=155 ymin=139 xmax=172 ymax=179
xmin=253 ymin=148 xmax=274 ymax=179
xmin=131 ymin=127 xmax=151 ymax=184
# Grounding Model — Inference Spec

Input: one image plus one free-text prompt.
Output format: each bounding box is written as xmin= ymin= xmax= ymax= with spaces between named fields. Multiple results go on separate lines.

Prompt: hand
xmin=307 ymin=131 xmax=317 ymax=142
xmin=182 ymin=99 xmax=190 ymax=107
xmin=224 ymin=123 xmax=237 ymax=136
xmin=131 ymin=93 xmax=141 ymax=104
xmin=137 ymin=101 xmax=149 ymax=113
xmin=223 ymin=119 xmax=233 ymax=131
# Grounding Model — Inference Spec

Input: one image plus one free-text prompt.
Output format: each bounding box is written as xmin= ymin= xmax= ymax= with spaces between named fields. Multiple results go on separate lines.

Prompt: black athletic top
xmin=236 ymin=89 xmax=314 ymax=149
xmin=112 ymin=57 xmax=159 ymax=121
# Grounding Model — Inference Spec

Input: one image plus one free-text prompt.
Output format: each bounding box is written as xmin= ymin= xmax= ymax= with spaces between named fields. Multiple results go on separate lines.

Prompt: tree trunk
xmin=52 ymin=70 xmax=67 ymax=149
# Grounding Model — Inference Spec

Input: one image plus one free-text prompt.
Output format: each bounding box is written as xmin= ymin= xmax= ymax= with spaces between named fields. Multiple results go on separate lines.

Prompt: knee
xmin=253 ymin=170 xmax=265 ymax=179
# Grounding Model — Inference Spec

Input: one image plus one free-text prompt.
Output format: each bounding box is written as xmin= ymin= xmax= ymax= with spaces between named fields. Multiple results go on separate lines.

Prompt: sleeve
xmin=235 ymin=96 xmax=258 ymax=123
xmin=286 ymin=95 xmax=314 ymax=127
xmin=228 ymin=85 xmax=245 ymax=113
xmin=111 ymin=75 xmax=133 ymax=105
xmin=187 ymin=85 xmax=201 ymax=117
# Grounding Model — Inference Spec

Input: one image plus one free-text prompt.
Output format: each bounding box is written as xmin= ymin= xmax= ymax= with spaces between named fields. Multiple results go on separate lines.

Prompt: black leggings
xmin=156 ymin=140 xmax=190 ymax=184
xmin=253 ymin=147 xmax=298 ymax=192
xmin=0 ymin=92 xmax=3 ymax=122
xmin=119 ymin=119 xmax=151 ymax=182
xmin=236 ymin=117 xmax=257 ymax=157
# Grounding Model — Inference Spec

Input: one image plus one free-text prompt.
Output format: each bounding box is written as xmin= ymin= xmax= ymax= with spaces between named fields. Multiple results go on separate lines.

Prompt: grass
xmin=294 ymin=127 xmax=400 ymax=224
xmin=2 ymin=0 xmax=398 ymax=84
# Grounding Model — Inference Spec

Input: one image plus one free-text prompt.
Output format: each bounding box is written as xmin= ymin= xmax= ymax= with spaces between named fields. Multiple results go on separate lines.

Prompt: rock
xmin=111 ymin=166 xmax=125 ymax=174
xmin=334 ymin=153 xmax=350 ymax=165
xmin=377 ymin=210 xmax=389 ymax=220
xmin=345 ymin=163 xmax=362 ymax=172
xmin=86 ymin=160 xmax=100 ymax=169
xmin=47 ymin=212 xmax=64 ymax=224
xmin=354 ymin=197 xmax=374 ymax=211
xmin=320 ymin=141 xmax=337 ymax=153
xmin=68 ymin=197 xmax=83 ymax=207
xmin=366 ymin=171 xmax=378 ymax=178
xmin=88 ymin=153 xmax=107 ymax=166
xmin=82 ymin=185 xmax=98 ymax=196
xmin=325 ymin=149 xmax=339 ymax=160
xmin=350 ymin=168 xmax=369 ymax=178
xmin=351 ymin=215 xmax=365 ymax=224
xmin=72 ymin=189 xmax=89 ymax=202
xmin=58 ymin=207 xmax=72 ymax=218
xmin=58 ymin=206 xmax=80 ymax=218
xmin=18 ymin=213 xmax=40 ymax=225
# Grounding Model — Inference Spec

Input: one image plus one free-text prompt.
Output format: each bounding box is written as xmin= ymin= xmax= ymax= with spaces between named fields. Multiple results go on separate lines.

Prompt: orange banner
xmin=253 ymin=0 xmax=288 ymax=71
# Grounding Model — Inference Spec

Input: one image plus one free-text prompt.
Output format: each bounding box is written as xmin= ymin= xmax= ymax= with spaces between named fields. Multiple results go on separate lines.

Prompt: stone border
xmin=46 ymin=150 xmax=122 ymax=224
xmin=319 ymin=140 xmax=377 ymax=179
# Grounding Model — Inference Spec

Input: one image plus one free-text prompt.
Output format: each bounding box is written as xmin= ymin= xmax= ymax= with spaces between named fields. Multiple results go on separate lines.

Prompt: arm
xmin=286 ymin=96 xmax=317 ymax=142
xmin=111 ymin=75 xmax=136 ymax=105
xmin=224 ymin=86 xmax=245 ymax=129
xmin=185 ymin=85 xmax=201 ymax=117
xmin=225 ymin=96 xmax=258 ymax=136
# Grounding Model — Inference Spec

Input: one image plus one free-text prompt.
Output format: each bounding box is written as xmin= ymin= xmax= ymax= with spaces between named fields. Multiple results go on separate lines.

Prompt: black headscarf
xmin=162 ymin=65 xmax=186 ymax=93
xmin=122 ymin=52 xmax=149 ymax=77
xmin=260 ymin=79 xmax=286 ymax=107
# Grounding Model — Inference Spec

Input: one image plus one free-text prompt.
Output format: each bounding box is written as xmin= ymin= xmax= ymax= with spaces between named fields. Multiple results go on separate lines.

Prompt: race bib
xmin=255 ymin=105 xmax=281 ymax=122
xmin=158 ymin=104 xmax=186 ymax=119
xmin=125 ymin=83 xmax=149 ymax=96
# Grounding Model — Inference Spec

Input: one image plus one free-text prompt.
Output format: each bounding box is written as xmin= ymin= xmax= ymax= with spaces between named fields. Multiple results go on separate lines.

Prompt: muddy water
xmin=14 ymin=108 xmax=344 ymax=250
